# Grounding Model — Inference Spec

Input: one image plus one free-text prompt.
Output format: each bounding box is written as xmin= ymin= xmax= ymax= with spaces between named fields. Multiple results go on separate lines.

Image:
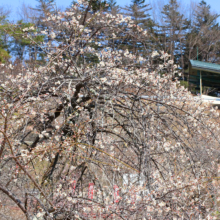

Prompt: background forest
xmin=0 ymin=0 xmax=220 ymax=71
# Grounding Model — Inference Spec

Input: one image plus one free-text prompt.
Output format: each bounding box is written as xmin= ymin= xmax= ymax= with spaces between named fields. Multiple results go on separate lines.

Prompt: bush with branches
xmin=1 ymin=1 xmax=220 ymax=219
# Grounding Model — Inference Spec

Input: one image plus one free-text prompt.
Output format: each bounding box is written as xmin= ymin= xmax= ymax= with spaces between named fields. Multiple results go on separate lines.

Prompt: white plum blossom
xmin=151 ymin=51 xmax=159 ymax=57
xmin=0 ymin=0 xmax=220 ymax=219
xmin=50 ymin=32 xmax=56 ymax=39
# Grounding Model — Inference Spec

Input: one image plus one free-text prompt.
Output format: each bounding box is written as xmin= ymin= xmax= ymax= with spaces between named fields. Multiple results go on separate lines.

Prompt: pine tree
xmin=7 ymin=21 xmax=44 ymax=63
xmin=122 ymin=0 xmax=154 ymax=57
xmin=30 ymin=0 xmax=57 ymax=31
xmin=158 ymin=0 xmax=189 ymax=67
xmin=0 ymin=9 xmax=10 ymax=63
xmin=185 ymin=0 xmax=220 ymax=62
xmin=107 ymin=0 xmax=120 ymax=15
xmin=194 ymin=0 xmax=219 ymax=31
xmin=123 ymin=0 xmax=151 ymax=28
xmin=71 ymin=0 xmax=109 ymax=13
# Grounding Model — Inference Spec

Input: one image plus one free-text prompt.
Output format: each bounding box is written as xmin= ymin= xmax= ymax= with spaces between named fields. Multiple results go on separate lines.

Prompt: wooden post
xmin=200 ymin=70 xmax=202 ymax=96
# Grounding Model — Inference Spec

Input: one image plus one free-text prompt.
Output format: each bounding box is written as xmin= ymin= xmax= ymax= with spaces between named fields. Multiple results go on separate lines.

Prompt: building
xmin=187 ymin=60 xmax=220 ymax=105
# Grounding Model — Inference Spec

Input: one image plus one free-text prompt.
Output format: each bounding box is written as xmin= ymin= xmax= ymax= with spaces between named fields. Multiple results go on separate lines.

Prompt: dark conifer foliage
xmin=122 ymin=0 xmax=155 ymax=57
xmin=1 ymin=0 xmax=220 ymax=72
xmin=185 ymin=0 xmax=220 ymax=63
xmin=157 ymin=0 xmax=189 ymax=69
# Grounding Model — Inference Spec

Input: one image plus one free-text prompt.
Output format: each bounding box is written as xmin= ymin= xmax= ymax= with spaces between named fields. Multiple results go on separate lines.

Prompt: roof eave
xmin=191 ymin=66 xmax=220 ymax=74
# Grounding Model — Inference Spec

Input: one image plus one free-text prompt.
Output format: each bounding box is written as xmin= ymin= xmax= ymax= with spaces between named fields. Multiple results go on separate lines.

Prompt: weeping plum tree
xmin=1 ymin=0 xmax=220 ymax=219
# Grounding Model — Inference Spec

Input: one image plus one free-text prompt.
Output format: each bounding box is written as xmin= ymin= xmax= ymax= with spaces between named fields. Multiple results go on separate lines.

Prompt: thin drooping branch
xmin=0 ymin=184 xmax=30 ymax=220
xmin=0 ymin=113 xmax=7 ymax=160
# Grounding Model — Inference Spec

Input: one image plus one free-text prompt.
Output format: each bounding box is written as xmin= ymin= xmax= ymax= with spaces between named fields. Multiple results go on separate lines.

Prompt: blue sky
xmin=2 ymin=0 xmax=220 ymax=21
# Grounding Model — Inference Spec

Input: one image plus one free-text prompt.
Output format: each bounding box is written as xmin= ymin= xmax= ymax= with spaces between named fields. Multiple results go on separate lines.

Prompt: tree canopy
xmin=1 ymin=0 xmax=220 ymax=219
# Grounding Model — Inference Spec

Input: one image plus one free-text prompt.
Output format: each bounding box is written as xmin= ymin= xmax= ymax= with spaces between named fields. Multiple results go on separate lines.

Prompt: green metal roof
xmin=190 ymin=60 xmax=220 ymax=74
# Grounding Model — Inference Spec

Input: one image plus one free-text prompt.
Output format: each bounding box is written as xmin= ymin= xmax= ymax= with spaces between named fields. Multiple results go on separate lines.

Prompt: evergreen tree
xmin=7 ymin=21 xmax=44 ymax=63
xmin=0 ymin=11 xmax=10 ymax=63
xmin=88 ymin=0 xmax=108 ymax=12
xmin=22 ymin=0 xmax=59 ymax=64
xmin=71 ymin=0 xmax=109 ymax=13
xmin=194 ymin=0 xmax=219 ymax=31
xmin=185 ymin=0 xmax=220 ymax=62
xmin=31 ymin=0 xmax=57 ymax=30
xmin=123 ymin=0 xmax=151 ymax=28
xmin=122 ymin=0 xmax=154 ymax=57
xmin=107 ymin=0 xmax=120 ymax=15
xmin=158 ymin=0 xmax=189 ymax=67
